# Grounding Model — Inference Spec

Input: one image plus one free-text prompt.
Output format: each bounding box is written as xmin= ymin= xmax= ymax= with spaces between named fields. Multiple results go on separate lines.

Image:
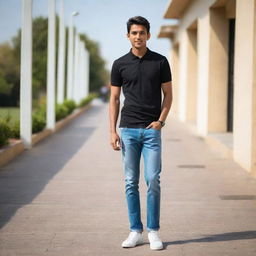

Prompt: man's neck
xmin=131 ymin=47 xmax=148 ymax=58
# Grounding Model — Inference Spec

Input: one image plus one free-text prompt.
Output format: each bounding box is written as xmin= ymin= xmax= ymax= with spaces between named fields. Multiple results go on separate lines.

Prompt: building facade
xmin=159 ymin=0 xmax=256 ymax=177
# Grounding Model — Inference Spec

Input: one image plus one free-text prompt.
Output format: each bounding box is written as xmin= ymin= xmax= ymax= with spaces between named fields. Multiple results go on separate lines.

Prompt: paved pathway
xmin=0 ymin=100 xmax=256 ymax=256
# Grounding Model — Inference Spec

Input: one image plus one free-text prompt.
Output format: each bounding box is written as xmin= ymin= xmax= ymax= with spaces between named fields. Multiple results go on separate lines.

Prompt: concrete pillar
xmin=233 ymin=0 xmax=256 ymax=175
xmin=84 ymin=48 xmax=90 ymax=98
xmin=81 ymin=46 xmax=86 ymax=99
xmin=186 ymin=26 xmax=198 ymax=124
xmin=197 ymin=8 xmax=229 ymax=136
xmin=253 ymin=0 xmax=256 ymax=177
xmin=178 ymin=31 xmax=189 ymax=122
xmin=46 ymin=0 xmax=56 ymax=130
xmin=73 ymin=32 xmax=80 ymax=104
xmin=57 ymin=0 xmax=66 ymax=103
xmin=80 ymin=43 xmax=86 ymax=100
xmin=67 ymin=17 xmax=74 ymax=99
xmin=197 ymin=12 xmax=210 ymax=136
xmin=208 ymin=7 xmax=229 ymax=132
xmin=170 ymin=44 xmax=179 ymax=117
xmin=20 ymin=0 xmax=32 ymax=148
xmin=78 ymin=40 xmax=84 ymax=102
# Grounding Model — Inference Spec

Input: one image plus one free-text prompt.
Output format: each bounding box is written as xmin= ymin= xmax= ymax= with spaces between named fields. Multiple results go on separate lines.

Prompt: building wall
xmin=167 ymin=0 xmax=256 ymax=176
xmin=253 ymin=1 xmax=256 ymax=177
xmin=197 ymin=11 xmax=210 ymax=135
xmin=233 ymin=0 xmax=256 ymax=175
xmin=186 ymin=26 xmax=198 ymax=123
xmin=169 ymin=44 xmax=180 ymax=116
xmin=208 ymin=7 xmax=229 ymax=132
xmin=178 ymin=31 xmax=189 ymax=122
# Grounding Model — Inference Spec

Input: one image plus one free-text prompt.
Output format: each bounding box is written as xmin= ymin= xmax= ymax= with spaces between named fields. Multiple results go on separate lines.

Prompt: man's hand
xmin=110 ymin=132 xmax=121 ymax=151
xmin=146 ymin=121 xmax=162 ymax=130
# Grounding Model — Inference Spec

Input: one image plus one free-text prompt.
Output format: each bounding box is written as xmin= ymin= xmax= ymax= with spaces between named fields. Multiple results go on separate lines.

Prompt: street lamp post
xmin=67 ymin=11 xmax=79 ymax=100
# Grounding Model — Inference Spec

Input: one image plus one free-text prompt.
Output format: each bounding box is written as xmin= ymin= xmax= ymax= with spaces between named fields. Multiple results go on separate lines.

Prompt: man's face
xmin=127 ymin=24 xmax=151 ymax=49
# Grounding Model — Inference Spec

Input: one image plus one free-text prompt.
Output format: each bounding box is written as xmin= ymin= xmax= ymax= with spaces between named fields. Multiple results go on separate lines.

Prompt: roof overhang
xmin=164 ymin=0 xmax=191 ymax=19
xmin=157 ymin=25 xmax=178 ymax=39
xmin=211 ymin=0 xmax=230 ymax=7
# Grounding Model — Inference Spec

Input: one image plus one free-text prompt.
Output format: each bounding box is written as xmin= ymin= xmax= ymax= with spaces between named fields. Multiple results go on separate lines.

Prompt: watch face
xmin=158 ymin=120 xmax=165 ymax=127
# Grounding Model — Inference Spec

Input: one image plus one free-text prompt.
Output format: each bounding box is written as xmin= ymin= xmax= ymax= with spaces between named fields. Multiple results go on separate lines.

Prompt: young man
xmin=109 ymin=16 xmax=173 ymax=250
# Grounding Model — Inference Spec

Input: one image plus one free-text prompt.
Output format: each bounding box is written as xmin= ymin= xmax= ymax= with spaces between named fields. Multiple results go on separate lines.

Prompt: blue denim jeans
xmin=120 ymin=127 xmax=162 ymax=232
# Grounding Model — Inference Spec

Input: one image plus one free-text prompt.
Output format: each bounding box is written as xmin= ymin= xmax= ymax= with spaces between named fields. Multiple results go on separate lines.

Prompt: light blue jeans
xmin=120 ymin=127 xmax=162 ymax=232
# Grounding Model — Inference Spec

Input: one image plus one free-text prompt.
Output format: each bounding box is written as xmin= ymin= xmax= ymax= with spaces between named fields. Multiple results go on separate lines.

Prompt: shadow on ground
xmin=0 ymin=105 xmax=102 ymax=229
xmin=163 ymin=230 xmax=256 ymax=249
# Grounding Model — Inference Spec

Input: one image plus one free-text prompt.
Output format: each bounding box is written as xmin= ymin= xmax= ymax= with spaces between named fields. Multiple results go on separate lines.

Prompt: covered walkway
xmin=0 ymin=100 xmax=256 ymax=255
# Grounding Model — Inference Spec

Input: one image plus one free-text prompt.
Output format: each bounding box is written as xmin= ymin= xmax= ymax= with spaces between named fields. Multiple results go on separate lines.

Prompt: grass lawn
xmin=0 ymin=107 xmax=20 ymax=125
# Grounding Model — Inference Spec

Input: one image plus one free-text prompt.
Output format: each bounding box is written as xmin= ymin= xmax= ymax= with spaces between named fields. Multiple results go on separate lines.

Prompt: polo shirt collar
xmin=129 ymin=47 xmax=151 ymax=60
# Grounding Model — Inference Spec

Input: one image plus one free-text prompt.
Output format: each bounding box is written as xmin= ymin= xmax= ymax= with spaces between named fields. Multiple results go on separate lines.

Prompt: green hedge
xmin=55 ymin=103 xmax=69 ymax=121
xmin=63 ymin=99 xmax=77 ymax=114
xmin=32 ymin=104 xmax=46 ymax=133
xmin=79 ymin=93 xmax=98 ymax=108
xmin=0 ymin=120 xmax=12 ymax=147
xmin=11 ymin=120 xmax=20 ymax=139
xmin=0 ymin=94 xmax=97 ymax=147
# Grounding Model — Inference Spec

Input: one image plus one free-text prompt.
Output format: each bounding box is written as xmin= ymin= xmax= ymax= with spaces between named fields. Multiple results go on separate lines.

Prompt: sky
xmin=0 ymin=0 xmax=176 ymax=70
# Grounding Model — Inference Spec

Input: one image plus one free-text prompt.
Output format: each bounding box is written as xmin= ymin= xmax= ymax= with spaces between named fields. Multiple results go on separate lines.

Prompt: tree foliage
xmin=0 ymin=16 xmax=109 ymax=107
xmin=0 ymin=43 xmax=20 ymax=105
xmin=80 ymin=34 xmax=109 ymax=92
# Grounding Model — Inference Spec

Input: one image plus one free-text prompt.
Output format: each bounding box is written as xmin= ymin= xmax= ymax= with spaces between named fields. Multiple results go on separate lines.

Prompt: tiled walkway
xmin=0 ymin=100 xmax=256 ymax=256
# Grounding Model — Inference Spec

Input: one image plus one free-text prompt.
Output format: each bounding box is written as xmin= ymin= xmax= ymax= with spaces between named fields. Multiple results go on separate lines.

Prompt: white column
xmin=81 ymin=45 xmax=86 ymax=99
xmin=57 ymin=0 xmax=66 ymax=103
xmin=178 ymin=31 xmax=188 ymax=122
xmin=67 ymin=15 xmax=74 ymax=99
xmin=197 ymin=13 xmax=210 ymax=136
xmin=47 ymin=0 xmax=56 ymax=129
xmin=20 ymin=0 xmax=32 ymax=148
xmin=79 ymin=40 xmax=85 ymax=102
xmin=84 ymin=48 xmax=90 ymax=98
xmin=67 ymin=12 xmax=79 ymax=100
xmin=233 ymin=0 xmax=256 ymax=174
xmin=73 ymin=32 xmax=80 ymax=104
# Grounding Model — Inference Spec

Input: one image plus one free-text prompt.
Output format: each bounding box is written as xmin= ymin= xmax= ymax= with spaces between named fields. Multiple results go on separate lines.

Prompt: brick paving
xmin=0 ymin=99 xmax=256 ymax=256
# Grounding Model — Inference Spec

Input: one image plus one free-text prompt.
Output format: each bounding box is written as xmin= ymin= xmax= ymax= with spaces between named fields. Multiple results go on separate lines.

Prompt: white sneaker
xmin=121 ymin=231 xmax=143 ymax=248
xmin=148 ymin=231 xmax=163 ymax=250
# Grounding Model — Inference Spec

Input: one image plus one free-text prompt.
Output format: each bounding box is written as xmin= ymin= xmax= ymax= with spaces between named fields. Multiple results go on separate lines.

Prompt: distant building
xmin=159 ymin=0 xmax=256 ymax=177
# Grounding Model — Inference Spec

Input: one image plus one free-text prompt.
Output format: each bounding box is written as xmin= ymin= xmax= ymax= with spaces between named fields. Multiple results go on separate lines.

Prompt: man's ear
xmin=147 ymin=32 xmax=151 ymax=40
xmin=127 ymin=33 xmax=130 ymax=39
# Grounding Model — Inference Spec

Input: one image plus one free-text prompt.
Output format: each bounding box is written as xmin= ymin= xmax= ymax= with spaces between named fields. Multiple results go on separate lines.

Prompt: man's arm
xmin=146 ymin=81 xmax=173 ymax=130
xmin=109 ymin=85 xmax=121 ymax=150
xmin=159 ymin=81 xmax=173 ymax=123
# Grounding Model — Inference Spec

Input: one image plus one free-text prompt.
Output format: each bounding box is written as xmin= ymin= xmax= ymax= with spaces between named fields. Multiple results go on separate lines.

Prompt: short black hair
xmin=127 ymin=16 xmax=150 ymax=34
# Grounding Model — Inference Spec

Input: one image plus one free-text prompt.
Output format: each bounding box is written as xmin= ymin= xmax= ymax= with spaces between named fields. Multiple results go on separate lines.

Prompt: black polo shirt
xmin=111 ymin=48 xmax=172 ymax=128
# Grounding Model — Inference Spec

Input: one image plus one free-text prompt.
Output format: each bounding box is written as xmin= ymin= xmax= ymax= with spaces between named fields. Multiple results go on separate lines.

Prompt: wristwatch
xmin=157 ymin=120 xmax=165 ymax=127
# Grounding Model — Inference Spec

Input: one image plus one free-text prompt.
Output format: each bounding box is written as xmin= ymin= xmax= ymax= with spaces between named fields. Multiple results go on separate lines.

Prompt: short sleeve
xmin=111 ymin=60 xmax=122 ymax=87
xmin=160 ymin=57 xmax=172 ymax=83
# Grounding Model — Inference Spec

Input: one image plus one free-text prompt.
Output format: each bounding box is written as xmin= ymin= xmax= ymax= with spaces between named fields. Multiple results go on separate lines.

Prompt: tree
xmin=0 ymin=16 xmax=109 ymax=107
xmin=0 ymin=43 xmax=20 ymax=106
xmin=12 ymin=17 xmax=50 ymax=101
xmin=80 ymin=34 xmax=109 ymax=93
